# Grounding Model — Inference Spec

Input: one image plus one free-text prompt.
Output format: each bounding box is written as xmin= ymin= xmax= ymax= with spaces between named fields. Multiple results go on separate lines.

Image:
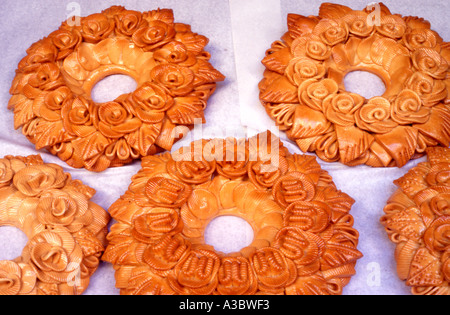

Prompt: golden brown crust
xmin=381 ymin=147 xmax=450 ymax=295
xmin=259 ymin=3 xmax=450 ymax=168
xmin=0 ymin=155 xmax=110 ymax=295
xmin=102 ymin=131 xmax=362 ymax=295
xmin=8 ymin=6 xmax=225 ymax=172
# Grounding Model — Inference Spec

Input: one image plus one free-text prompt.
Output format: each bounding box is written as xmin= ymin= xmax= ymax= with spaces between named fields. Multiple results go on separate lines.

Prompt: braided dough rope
xmin=259 ymin=2 xmax=450 ymax=167
xmin=102 ymin=131 xmax=363 ymax=295
xmin=381 ymin=147 xmax=450 ymax=295
xmin=0 ymin=155 xmax=110 ymax=295
xmin=8 ymin=6 xmax=225 ymax=172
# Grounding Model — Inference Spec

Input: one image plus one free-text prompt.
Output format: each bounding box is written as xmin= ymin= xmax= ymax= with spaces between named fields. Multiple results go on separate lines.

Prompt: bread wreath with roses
xmin=259 ymin=3 xmax=450 ymax=168
xmin=8 ymin=6 xmax=225 ymax=172
xmin=381 ymin=147 xmax=450 ymax=295
xmin=102 ymin=131 xmax=363 ymax=295
xmin=0 ymin=155 xmax=110 ymax=295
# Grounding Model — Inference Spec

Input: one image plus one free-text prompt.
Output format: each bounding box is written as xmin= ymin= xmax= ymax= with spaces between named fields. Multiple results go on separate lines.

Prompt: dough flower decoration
xmin=259 ymin=3 xmax=450 ymax=167
xmin=8 ymin=6 xmax=225 ymax=172
xmin=0 ymin=155 xmax=110 ymax=295
xmin=381 ymin=147 xmax=450 ymax=295
xmin=102 ymin=131 xmax=362 ymax=295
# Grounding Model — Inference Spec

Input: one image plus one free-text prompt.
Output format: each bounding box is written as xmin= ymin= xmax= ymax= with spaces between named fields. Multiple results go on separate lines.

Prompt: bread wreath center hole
xmin=91 ymin=74 xmax=137 ymax=103
xmin=344 ymin=71 xmax=386 ymax=99
xmin=0 ymin=226 xmax=28 ymax=261
xmin=204 ymin=216 xmax=254 ymax=254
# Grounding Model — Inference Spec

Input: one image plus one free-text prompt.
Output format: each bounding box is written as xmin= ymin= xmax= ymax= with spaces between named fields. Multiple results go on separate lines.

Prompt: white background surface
xmin=0 ymin=0 xmax=448 ymax=295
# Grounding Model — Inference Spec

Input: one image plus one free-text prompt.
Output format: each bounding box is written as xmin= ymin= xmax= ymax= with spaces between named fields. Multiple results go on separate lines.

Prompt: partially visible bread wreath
xmin=8 ymin=6 xmax=225 ymax=172
xmin=102 ymin=131 xmax=363 ymax=295
xmin=259 ymin=2 xmax=450 ymax=167
xmin=0 ymin=155 xmax=110 ymax=295
xmin=381 ymin=147 xmax=450 ymax=295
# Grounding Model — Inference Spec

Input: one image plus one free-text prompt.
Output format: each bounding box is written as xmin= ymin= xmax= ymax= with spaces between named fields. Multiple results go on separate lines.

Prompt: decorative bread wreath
xmin=381 ymin=147 xmax=450 ymax=295
xmin=259 ymin=2 xmax=450 ymax=167
xmin=8 ymin=6 xmax=225 ymax=172
xmin=0 ymin=155 xmax=110 ymax=295
xmin=102 ymin=131 xmax=363 ymax=295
